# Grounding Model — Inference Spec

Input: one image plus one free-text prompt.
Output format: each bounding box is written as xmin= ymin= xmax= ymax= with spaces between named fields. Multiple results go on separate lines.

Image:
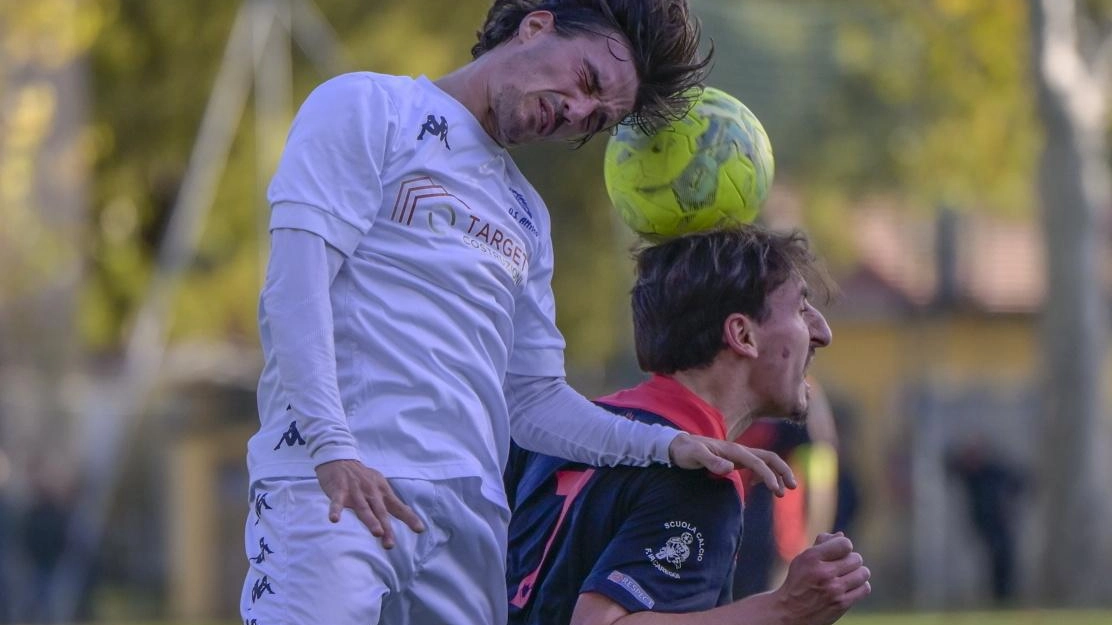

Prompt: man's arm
xmin=570 ymin=533 xmax=870 ymax=625
xmin=262 ymin=74 xmax=426 ymax=547
xmin=506 ymin=374 xmax=795 ymax=494
xmin=264 ymin=228 xmax=424 ymax=547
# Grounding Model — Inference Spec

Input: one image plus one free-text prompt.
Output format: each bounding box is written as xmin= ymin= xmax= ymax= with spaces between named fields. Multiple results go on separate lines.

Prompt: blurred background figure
xmin=946 ymin=435 xmax=1027 ymax=605
xmin=17 ymin=455 xmax=76 ymax=623
xmin=0 ymin=448 xmax=12 ymax=624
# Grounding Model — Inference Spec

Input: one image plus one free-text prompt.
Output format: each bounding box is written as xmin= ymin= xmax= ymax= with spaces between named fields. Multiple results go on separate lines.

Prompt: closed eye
xmin=584 ymin=61 xmax=610 ymax=134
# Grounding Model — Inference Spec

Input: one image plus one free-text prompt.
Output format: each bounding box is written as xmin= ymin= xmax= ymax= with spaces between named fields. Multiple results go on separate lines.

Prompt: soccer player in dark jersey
xmin=505 ymin=226 xmax=871 ymax=625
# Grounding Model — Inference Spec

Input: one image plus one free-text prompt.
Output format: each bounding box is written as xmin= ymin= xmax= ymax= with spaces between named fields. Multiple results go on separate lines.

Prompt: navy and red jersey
xmin=505 ymin=375 xmax=745 ymax=625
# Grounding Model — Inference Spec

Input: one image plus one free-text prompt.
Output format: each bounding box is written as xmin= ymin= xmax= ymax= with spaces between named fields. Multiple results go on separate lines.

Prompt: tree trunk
xmin=1029 ymin=0 xmax=1112 ymax=605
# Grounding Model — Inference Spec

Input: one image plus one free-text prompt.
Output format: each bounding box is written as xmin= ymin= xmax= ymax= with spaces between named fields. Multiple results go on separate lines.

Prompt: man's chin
xmin=787 ymin=406 xmax=809 ymax=424
xmin=787 ymin=393 xmax=809 ymax=423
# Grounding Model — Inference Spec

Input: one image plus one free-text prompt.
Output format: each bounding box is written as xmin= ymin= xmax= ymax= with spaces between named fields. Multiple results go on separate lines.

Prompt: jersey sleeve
xmin=507 ymin=200 xmax=566 ymax=378
xmin=267 ymin=72 xmax=399 ymax=256
xmin=261 ymin=229 xmax=359 ymax=465
xmin=580 ymin=469 xmax=742 ymax=614
xmin=505 ymin=375 xmax=676 ymax=467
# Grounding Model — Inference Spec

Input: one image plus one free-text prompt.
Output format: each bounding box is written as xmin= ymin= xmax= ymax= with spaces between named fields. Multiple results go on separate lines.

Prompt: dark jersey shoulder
xmin=506 ymin=406 xmax=744 ymax=625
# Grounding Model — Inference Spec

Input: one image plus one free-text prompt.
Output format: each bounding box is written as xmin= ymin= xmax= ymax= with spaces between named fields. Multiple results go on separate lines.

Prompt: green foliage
xmin=1 ymin=1 xmax=107 ymax=297
xmin=832 ymin=0 xmax=1035 ymax=212
xmin=695 ymin=0 xmax=1038 ymax=267
xmin=515 ymin=139 xmax=635 ymax=374
xmin=85 ymin=0 xmax=243 ymax=346
xmin=82 ymin=0 xmax=487 ymax=348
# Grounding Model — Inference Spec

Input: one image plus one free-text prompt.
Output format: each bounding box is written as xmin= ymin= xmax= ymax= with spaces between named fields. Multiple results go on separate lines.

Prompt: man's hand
xmin=314 ymin=459 xmax=426 ymax=549
xmin=774 ymin=532 xmax=872 ymax=625
xmin=668 ymin=433 xmax=797 ymax=496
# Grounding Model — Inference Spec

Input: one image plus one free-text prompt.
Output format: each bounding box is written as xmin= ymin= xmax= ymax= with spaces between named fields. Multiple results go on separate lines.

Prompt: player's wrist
xmin=722 ymin=590 xmax=792 ymax=625
xmin=665 ymin=431 xmax=690 ymax=466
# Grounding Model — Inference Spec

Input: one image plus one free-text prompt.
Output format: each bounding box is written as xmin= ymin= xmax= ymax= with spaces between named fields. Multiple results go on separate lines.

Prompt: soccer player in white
xmin=240 ymin=2 xmax=794 ymax=624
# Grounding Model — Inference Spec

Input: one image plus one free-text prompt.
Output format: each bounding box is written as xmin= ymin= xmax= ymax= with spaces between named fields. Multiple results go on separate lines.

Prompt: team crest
xmin=645 ymin=520 xmax=705 ymax=579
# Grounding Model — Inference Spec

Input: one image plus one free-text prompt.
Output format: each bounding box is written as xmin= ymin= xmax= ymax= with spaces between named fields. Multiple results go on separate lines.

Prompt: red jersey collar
xmin=595 ymin=374 xmax=728 ymax=439
xmin=595 ymin=374 xmax=743 ymax=499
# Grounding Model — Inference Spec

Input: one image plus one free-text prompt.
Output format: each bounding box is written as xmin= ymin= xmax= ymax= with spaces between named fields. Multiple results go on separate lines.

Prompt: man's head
xmin=631 ymin=226 xmax=833 ymax=420
xmin=471 ymin=0 xmax=710 ymax=146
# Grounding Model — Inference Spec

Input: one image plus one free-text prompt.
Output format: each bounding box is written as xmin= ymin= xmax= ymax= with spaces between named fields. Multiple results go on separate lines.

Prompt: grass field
xmin=841 ymin=611 xmax=1112 ymax=625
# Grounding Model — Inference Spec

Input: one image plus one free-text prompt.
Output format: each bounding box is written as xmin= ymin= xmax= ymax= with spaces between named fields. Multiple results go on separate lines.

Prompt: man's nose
xmin=563 ymin=96 xmax=594 ymax=125
xmin=811 ymin=311 xmax=832 ymax=347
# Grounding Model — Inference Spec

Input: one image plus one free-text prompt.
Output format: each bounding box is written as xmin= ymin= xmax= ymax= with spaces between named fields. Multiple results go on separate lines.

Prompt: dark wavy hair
xmin=471 ymin=0 xmax=712 ymax=135
xmin=631 ymin=226 xmax=832 ymax=374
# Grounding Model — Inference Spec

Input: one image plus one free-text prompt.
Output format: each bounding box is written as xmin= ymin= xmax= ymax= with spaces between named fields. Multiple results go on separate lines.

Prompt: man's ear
xmin=723 ymin=312 xmax=758 ymax=359
xmin=518 ymin=10 xmax=555 ymax=41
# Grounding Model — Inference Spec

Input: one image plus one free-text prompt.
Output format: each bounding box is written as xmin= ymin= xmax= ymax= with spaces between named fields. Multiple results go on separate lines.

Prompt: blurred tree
xmin=695 ymin=0 xmax=1036 ymax=264
xmin=82 ymin=0 xmax=487 ymax=350
xmin=1 ymin=1 xmax=107 ymax=620
xmin=0 ymin=0 xmax=105 ymax=484
xmin=1029 ymin=0 xmax=1112 ymax=606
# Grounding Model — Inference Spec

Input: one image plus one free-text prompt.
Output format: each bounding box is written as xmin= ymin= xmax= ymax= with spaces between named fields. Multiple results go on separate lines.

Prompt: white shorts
xmin=239 ymin=475 xmax=510 ymax=625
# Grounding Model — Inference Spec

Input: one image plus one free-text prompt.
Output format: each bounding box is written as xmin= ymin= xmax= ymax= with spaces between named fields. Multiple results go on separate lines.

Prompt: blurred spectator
xmin=945 ymin=436 xmax=1027 ymax=603
xmin=18 ymin=456 xmax=75 ymax=623
xmin=0 ymin=448 xmax=12 ymax=624
xmin=829 ymin=396 xmax=860 ymax=536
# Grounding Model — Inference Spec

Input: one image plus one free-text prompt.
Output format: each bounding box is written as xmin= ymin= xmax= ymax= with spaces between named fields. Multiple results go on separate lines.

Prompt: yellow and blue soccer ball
xmin=603 ymin=86 xmax=774 ymax=240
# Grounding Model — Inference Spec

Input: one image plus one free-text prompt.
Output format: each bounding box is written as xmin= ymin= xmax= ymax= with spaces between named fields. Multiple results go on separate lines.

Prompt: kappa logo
xmin=273 ymin=420 xmax=306 ymax=451
xmin=253 ymin=492 xmax=273 ymax=525
xmin=251 ymin=575 xmax=276 ymax=603
xmin=252 ymin=537 xmax=274 ymax=564
xmin=645 ymin=520 xmax=706 ymax=579
xmin=417 ymin=114 xmax=451 ymax=149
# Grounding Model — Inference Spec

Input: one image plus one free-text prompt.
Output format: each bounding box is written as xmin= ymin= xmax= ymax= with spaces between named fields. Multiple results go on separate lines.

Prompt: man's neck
xmin=670 ymin=367 xmax=757 ymax=442
xmin=434 ymin=62 xmax=499 ymax=144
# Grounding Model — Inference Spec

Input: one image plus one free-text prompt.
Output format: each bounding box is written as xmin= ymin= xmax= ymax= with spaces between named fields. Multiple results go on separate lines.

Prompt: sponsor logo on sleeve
xmin=606 ymin=570 xmax=655 ymax=608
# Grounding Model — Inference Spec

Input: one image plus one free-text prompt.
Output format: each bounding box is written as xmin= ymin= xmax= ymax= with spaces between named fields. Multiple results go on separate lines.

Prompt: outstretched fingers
xmin=364 ymin=491 xmax=397 ymax=548
xmin=315 ymin=459 xmax=425 ymax=549
xmin=750 ymin=448 xmax=797 ymax=494
xmin=667 ymin=436 xmax=798 ymax=496
xmin=383 ymin=487 xmax=426 ymax=534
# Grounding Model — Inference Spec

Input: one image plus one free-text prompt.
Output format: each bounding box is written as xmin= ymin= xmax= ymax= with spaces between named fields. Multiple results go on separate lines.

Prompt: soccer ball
xmin=603 ymin=86 xmax=774 ymax=240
